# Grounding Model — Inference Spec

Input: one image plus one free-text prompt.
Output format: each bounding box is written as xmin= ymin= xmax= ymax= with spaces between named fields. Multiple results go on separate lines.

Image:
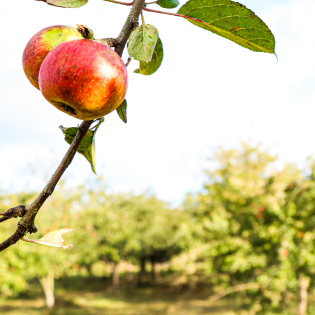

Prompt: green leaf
xmin=127 ymin=25 xmax=159 ymax=63
xmin=134 ymin=37 xmax=163 ymax=76
xmin=59 ymin=121 xmax=103 ymax=174
xmin=36 ymin=0 xmax=88 ymax=8
xmin=116 ymin=99 xmax=127 ymax=123
xmin=178 ymin=0 xmax=275 ymax=54
xmin=157 ymin=0 xmax=180 ymax=9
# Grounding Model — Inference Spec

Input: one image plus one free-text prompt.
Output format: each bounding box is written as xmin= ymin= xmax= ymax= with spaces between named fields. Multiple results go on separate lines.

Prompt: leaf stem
xmin=141 ymin=10 xmax=146 ymax=26
xmin=143 ymin=7 xmax=207 ymax=24
xmin=90 ymin=117 xmax=105 ymax=131
xmin=103 ymin=0 xmax=134 ymax=6
xmin=21 ymin=237 xmax=73 ymax=249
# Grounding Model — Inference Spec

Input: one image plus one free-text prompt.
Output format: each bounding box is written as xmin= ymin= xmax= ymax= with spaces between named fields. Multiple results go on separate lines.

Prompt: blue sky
xmin=0 ymin=0 xmax=314 ymax=205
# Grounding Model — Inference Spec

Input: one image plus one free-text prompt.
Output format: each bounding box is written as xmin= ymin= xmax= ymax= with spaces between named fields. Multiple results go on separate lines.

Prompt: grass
xmin=0 ymin=277 xmax=241 ymax=315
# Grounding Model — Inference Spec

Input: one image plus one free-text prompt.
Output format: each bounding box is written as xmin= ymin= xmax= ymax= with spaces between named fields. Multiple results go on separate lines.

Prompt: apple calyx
xmin=76 ymin=24 xmax=94 ymax=39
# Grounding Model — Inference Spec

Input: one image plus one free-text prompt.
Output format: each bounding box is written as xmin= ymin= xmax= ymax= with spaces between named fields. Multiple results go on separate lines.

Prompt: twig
xmin=103 ymin=0 xmax=133 ymax=6
xmin=0 ymin=0 xmax=147 ymax=253
xmin=0 ymin=205 xmax=26 ymax=221
xmin=0 ymin=216 xmax=10 ymax=223
xmin=97 ymin=38 xmax=119 ymax=47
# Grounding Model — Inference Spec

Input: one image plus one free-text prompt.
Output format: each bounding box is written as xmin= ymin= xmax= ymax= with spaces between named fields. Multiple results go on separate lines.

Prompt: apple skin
xmin=23 ymin=25 xmax=84 ymax=90
xmin=38 ymin=39 xmax=128 ymax=120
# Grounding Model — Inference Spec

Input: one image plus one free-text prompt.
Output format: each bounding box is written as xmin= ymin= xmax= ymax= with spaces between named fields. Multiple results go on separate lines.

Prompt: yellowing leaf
xmin=22 ymin=228 xmax=73 ymax=249
xmin=134 ymin=37 xmax=163 ymax=76
xmin=127 ymin=25 xmax=159 ymax=63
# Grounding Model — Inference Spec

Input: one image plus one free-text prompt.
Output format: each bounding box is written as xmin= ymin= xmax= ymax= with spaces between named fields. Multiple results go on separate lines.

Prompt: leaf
xmin=177 ymin=0 xmax=275 ymax=54
xmin=36 ymin=0 xmax=88 ymax=8
xmin=127 ymin=25 xmax=159 ymax=63
xmin=116 ymin=99 xmax=127 ymax=123
xmin=157 ymin=0 xmax=180 ymax=9
xmin=22 ymin=228 xmax=73 ymax=249
xmin=59 ymin=120 xmax=103 ymax=174
xmin=134 ymin=37 xmax=163 ymax=76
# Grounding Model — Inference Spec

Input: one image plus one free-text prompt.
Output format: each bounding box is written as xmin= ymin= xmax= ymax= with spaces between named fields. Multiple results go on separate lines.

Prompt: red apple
xmin=22 ymin=25 xmax=85 ymax=89
xmin=38 ymin=39 xmax=128 ymax=120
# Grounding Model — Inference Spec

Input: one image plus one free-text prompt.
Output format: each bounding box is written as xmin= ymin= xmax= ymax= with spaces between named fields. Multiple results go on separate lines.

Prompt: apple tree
xmin=0 ymin=0 xmax=276 ymax=254
xmin=184 ymin=144 xmax=315 ymax=314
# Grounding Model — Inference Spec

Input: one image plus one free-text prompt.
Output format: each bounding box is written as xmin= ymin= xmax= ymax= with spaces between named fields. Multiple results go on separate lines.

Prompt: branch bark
xmin=0 ymin=0 xmax=146 ymax=253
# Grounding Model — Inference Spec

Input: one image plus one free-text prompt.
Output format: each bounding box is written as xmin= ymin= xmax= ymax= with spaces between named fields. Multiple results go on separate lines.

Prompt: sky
xmin=0 ymin=0 xmax=314 ymax=205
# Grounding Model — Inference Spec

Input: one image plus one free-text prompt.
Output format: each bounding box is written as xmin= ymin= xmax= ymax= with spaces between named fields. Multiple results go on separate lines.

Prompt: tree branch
xmin=0 ymin=0 xmax=146 ymax=253
xmin=208 ymin=282 xmax=261 ymax=303
xmin=0 ymin=120 xmax=93 ymax=252
xmin=0 ymin=205 xmax=26 ymax=220
xmin=115 ymin=0 xmax=145 ymax=56
xmin=0 ymin=216 xmax=10 ymax=223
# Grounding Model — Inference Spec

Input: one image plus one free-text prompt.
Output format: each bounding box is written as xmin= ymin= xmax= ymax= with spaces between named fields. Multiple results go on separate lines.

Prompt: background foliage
xmin=2 ymin=143 xmax=315 ymax=314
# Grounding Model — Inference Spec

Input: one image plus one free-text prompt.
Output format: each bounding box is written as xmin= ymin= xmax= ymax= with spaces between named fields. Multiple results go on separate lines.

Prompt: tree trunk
xmin=138 ymin=257 xmax=146 ymax=285
xmin=150 ymin=259 xmax=158 ymax=281
xmin=126 ymin=261 xmax=134 ymax=283
xmin=298 ymin=276 xmax=310 ymax=315
xmin=112 ymin=262 xmax=119 ymax=293
xmin=39 ymin=270 xmax=55 ymax=308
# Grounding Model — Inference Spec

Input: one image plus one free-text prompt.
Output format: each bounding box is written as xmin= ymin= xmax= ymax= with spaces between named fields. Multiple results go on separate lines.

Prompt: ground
xmin=0 ymin=277 xmax=284 ymax=315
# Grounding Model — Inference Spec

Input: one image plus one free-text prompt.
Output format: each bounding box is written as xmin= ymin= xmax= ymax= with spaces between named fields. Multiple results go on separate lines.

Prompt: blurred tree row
xmin=2 ymin=143 xmax=315 ymax=314
xmin=184 ymin=143 xmax=315 ymax=314
xmin=0 ymin=181 xmax=193 ymax=308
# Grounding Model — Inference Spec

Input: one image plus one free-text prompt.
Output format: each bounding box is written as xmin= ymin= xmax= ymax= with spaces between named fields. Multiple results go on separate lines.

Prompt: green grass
xmin=0 ymin=277 xmax=240 ymax=315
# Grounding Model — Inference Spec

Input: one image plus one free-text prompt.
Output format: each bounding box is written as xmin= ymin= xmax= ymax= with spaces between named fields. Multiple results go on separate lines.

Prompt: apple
xmin=22 ymin=25 xmax=87 ymax=90
xmin=38 ymin=39 xmax=128 ymax=120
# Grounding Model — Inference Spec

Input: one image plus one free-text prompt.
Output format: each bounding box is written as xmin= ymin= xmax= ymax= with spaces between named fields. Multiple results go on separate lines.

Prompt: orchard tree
xmin=74 ymin=192 xmax=191 ymax=290
xmin=184 ymin=144 xmax=315 ymax=314
xmin=0 ymin=0 xmax=275 ymax=253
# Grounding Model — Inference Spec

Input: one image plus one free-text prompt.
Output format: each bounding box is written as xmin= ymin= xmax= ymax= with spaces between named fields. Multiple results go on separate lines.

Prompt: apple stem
xmin=143 ymin=7 xmax=208 ymax=25
xmin=103 ymin=0 xmax=134 ymax=6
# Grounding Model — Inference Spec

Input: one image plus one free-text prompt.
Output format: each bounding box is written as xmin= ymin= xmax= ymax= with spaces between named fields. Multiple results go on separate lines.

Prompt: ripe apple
xmin=38 ymin=39 xmax=128 ymax=120
xmin=22 ymin=25 xmax=86 ymax=89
